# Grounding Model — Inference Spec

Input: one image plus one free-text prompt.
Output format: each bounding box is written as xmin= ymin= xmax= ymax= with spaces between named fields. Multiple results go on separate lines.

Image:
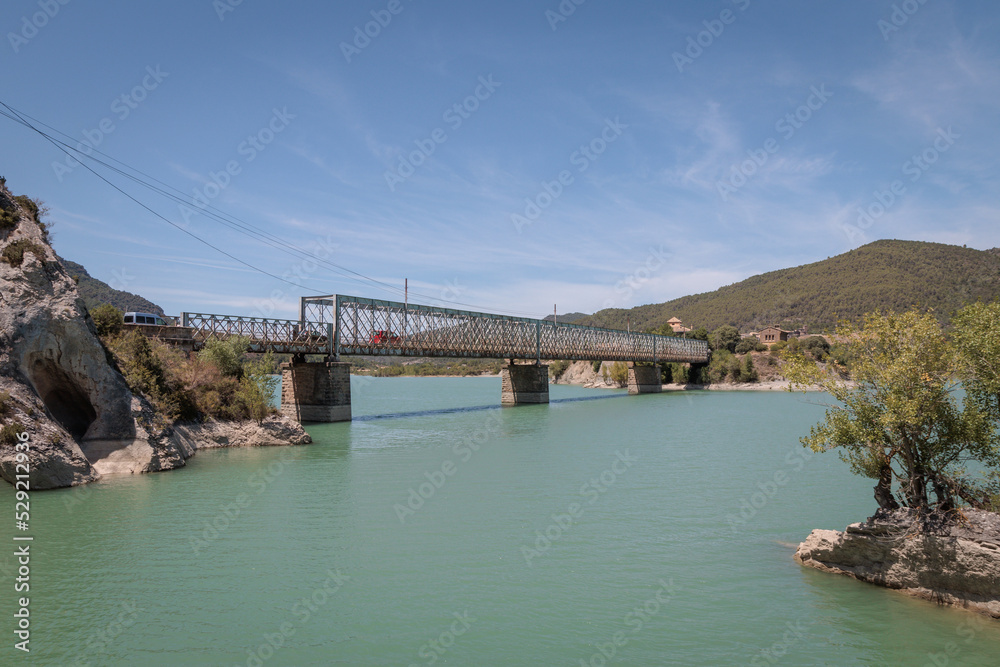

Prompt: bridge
xmin=172 ymin=295 xmax=710 ymax=422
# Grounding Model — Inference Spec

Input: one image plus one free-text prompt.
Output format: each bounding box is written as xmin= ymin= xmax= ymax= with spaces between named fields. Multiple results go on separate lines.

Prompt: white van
xmin=123 ymin=312 xmax=167 ymax=326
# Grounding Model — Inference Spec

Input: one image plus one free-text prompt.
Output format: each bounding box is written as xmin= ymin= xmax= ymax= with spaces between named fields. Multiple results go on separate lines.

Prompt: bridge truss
xmin=181 ymin=295 xmax=709 ymax=364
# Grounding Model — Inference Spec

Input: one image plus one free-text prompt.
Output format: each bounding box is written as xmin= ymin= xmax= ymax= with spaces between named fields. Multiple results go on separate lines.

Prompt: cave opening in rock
xmin=27 ymin=357 xmax=97 ymax=441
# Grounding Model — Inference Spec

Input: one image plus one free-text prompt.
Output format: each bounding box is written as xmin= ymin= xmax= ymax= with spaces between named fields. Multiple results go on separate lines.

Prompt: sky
xmin=2 ymin=0 xmax=999 ymax=320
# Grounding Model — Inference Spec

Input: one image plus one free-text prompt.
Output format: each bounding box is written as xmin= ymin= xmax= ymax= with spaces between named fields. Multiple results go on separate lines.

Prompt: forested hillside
xmin=578 ymin=240 xmax=1000 ymax=333
xmin=60 ymin=257 xmax=165 ymax=316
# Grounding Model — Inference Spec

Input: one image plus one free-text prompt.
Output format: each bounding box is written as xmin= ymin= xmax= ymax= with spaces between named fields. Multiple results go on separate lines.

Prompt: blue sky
xmin=3 ymin=0 xmax=999 ymax=319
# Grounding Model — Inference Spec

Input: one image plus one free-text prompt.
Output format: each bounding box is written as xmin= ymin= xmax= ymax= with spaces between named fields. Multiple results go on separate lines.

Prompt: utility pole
xmin=554 ymin=304 xmax=557 ymax=326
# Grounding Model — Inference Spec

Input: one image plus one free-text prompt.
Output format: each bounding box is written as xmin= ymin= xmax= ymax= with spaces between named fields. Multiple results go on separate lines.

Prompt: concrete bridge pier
xmin=501 ymin=363 xmax=549 ymax=405
xmin=280 ymin=360 xmax=352 ymax=423
xmin=627 ymin=362 xmax=662 ymax=395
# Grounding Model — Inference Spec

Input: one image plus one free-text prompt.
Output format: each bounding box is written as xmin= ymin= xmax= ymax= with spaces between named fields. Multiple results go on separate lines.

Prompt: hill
xmin=577 ymin=240 xmax=1000 ymax=333
xmin=59 ymin=257 xmax=165 ymax=316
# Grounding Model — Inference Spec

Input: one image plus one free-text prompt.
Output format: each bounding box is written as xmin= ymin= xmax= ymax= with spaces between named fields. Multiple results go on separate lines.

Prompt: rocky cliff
xmin=0 ymin=183 xmax=309 ymax=489
xmin=795 ymin=509 xmax=1000 ymax=619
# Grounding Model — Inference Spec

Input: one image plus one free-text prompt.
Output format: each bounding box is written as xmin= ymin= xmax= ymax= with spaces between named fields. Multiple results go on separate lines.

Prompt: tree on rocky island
xmin=786 ymin=308 xmax=1000 ymax=514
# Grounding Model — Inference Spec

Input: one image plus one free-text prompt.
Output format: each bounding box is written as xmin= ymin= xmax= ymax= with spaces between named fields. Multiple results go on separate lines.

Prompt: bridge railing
xmin=328 ymin=295 xmax=709 ymax=363
xmin=180 ymin=313 xmax=333 ymax=355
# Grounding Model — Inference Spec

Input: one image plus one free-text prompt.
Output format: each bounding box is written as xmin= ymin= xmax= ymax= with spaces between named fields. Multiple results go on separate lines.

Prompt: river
xmin=3 ymin=376 xmax=1000 ymax=665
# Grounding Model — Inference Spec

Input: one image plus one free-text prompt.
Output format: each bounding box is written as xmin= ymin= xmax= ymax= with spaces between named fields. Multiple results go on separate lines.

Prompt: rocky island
xmin=0 ymin=183 xmax=309 ymax=490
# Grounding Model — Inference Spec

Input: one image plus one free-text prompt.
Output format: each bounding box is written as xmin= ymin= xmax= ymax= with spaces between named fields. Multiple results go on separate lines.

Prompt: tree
xmin=610 ymin=361 xmax=628 ymax=387
xmin=786 ymin=309 xmax=1000 ymax=513
xmin=89 ymin=303 xmax=123 ymax=338
xmin=952 ymin=301 xmax=1000 ymax=421
xmin=741 ymin=354 xmax=758 ymax=383
xmin=237 ymin=351 xmax=279 ymax=425
xmin=199 ymin=336 xmax=251 ymax=378
xmin=735 ymin=336 xmax=760 ymax=355
xmin=710 ymin=325 xmax=741 ymax=353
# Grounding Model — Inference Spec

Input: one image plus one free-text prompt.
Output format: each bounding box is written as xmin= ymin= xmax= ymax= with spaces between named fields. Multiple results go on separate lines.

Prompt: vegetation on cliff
xmin=787 ymin=304 xmax=1000 ymax=515
xmin=93 ymin=306 xmax=278 ymax=425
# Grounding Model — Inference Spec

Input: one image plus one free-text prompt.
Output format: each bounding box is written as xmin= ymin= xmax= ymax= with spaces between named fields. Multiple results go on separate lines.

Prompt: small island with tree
xmin=787 ymin=304 xmax=1000 ymax=618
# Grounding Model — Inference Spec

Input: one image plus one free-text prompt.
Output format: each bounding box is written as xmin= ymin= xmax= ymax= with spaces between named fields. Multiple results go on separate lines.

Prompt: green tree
xmin=952 ymin=301 xmax=1000 ymax=421
xmin=735 ymin=336 xmax=760 ymax=355
xmin=610 ymin=361 xmax=628 ymax=387
xmin=710 ymin=325 xmax=741 ymax=353
xmin=89 ymin=303 xmax=123 ymax=339
xmin=741 ymin=354 xmax=758 ymax=383
xmin=237 ymin=351 xmax=279 ymax=425
xmin=786 ymin=310 xmax=1000 ymax=512
xmin=688 ymin=327 xmax=709 ymax=342
xmin=199 ymin=336 xmax=251 ymax=378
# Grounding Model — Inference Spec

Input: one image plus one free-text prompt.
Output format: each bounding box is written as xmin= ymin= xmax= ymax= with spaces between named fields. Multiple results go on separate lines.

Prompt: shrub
xmin=740 ymin=354 xmax=759 ymax=383
xmin=591 ymin=360 xmax=602 ymax=373
xmin=199 ymin=336 xmax=250 ymax=378
xmin=0 ymin=421 xmax=26 ymax=446
xmin=90 ymin=304 xmax=123 ymax=339
xmin=1 ymin=239 xmax=45 ymax=267
xmin=610 ymin=361 xmax=628 ymax=387
xmin=710 ymin=325 xmax=741 ymax=353
xmin=802 ymin=335 xmax=831 ymax=361
xmin=549 ymin=360 xmax=570 ymax=380
xmin=735 ymin=337 xmax=759 ymax=355
xmin=0 ymin=207 xmax=18 ymax=232
xmin=236 ymin=352 xmax=279 ymax=425
xmin=669 ymin=362 xmax=689 ymax=384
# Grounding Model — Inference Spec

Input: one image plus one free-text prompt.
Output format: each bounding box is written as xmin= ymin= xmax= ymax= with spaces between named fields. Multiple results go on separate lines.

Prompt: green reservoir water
xmin=4 ymin=377 xmax=1000 ymax=665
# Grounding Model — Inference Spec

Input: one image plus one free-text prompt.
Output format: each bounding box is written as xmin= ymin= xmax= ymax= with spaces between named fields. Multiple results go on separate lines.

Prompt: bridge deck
xmin=181 ymin=294 xmax=710 ymax=364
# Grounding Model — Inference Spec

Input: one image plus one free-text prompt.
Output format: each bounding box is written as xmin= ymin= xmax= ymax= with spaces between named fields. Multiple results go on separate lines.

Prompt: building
xmin=667 ymin=317 xmax=691 ymax=334
xmin=758 ymin=326 xmax=791 ymax=345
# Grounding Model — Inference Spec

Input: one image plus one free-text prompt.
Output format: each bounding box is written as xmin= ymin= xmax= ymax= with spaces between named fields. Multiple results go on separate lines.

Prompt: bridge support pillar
xmin=501 ymin=363 xmax=549 ymax=406
xmin=627 ymin=362 xmax=662 ymax=395
xmin=280 ymin=361 xmax=352 ymax=423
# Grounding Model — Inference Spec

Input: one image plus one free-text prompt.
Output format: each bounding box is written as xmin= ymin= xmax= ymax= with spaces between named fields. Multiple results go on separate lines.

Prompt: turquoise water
xmin=3 ymin=377 xmax=1000 ymax=665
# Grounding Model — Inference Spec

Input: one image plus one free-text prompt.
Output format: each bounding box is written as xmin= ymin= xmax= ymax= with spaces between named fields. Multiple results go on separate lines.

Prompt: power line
xmin=0 ymin=101 xmax=541 ymax=317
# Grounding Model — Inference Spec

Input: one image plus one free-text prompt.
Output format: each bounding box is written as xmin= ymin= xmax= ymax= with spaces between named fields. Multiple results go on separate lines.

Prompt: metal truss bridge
xmin=180 ymin=295 xmax=710 ymax=364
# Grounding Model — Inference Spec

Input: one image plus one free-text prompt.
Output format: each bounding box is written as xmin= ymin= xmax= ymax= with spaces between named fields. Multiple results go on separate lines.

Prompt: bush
xmin=90 ymin=304 xmax=123 ymax=339
xmin=610 ymin=361 xmax=628 ymax=387
xmin=107 ymin=331 xmax=196 ymax=420
xmin=660 ymin=363 xmax=673 ymax=384
xmin=236 ymin=352 xmax=279 ymax=425
xmin=739 ymin=354 xmax=759 ymax=383
xmin=801 ymin=335 xmax=831 ymax=361
xmin=549 ymin=360 xmax=570 ymax=380
xmin=1 ymin=239 xmax=45 ymax=267
xmin=705 ymin=350 xmax=737 ymax=384
xmin=591 ymin=360 xmax=602 ymax=373
xmin=710 ymin=325 xmax=741 ymax=353
xmin=199 ymin=336 xmax=250 ymax=378
xmin=735 ymin=337 xmax=758 ymax=355
xmin=770 ymin=340 xmax=788 ymax=354
xmin=0 ymin=207 xmax=18 ymax=232
xmin=669 ymin=363 xmax=689 ymax=384
xmin=0 ymin=421 xmax=26 ymax=446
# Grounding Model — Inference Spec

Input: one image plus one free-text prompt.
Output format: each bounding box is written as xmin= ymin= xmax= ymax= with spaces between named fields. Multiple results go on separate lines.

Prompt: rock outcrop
xmin=0 ymin=183 xmax=309 ymax=489
xmin=795 ymin=509 xmax=1000 ymax=618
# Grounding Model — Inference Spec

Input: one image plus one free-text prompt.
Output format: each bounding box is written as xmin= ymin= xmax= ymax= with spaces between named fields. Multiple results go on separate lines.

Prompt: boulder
xmin=795 ymin=508 xmax=1000 ymax=618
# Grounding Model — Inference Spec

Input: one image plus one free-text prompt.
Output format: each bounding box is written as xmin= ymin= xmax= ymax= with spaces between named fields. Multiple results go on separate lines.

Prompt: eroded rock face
xmin=0 ymin=185 xmax=187 ymax=488
xmin=795 ymin=509 xmax=1000 ymax=619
